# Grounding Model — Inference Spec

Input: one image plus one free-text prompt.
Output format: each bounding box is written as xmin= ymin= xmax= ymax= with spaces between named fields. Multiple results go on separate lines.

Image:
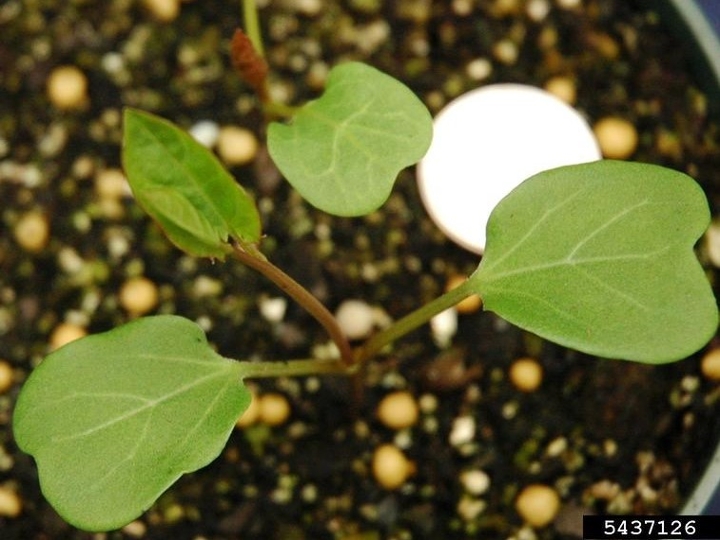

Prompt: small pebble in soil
xmin=217 ymin=126 xmax=259 ymax=166
xmin=291 ymin=0 xmax=323 ymax=17
xmin=0 ymin=360 xmax=13 ymax=393
xmin=193 ymin=275 xmax=223 ymax=297
xmin=700 ymin=347 xmax=720 ymax=381
xmin=119 ymin=276 xmax=159 ymax=316
xmin=372 ymin=443 xmax=413 ymax=490
xmin=502 ymin=400 xmax=519 ymax=420
xmin=258 ymin=392 xmax=291 ymax=426
xmin=97 ymin=196 xmax=125 ymax=220
xmin=543 ymin=76 xmax=577 ymax=105
xmin=516 ymin=525 xmax=540 ymax=540
xmin=38 ymin=123 xmax=68 ymax=157
xmin=557 ymin=0 xmax=582 ymax=8
xmin=492 ymin=0 xmax=522 ymax=17
xmin=606 ymin=489 xmax=634 ymax=514
xmin=0 ymin=485 xmax=22 ymax=518
xmin=604 ymin=439 xmax=619 ymax=458
xmin=418 ymin=393 xmax=438 ymax=414
xmin=46 ymin=65 xmax=88 ymax=110
xmin=259 ymin=296 xmax=288 ymax=324
xmin=526 ymin=0 xmax=551 ymax=22
xmin=593 ymin=116 xmax=639 ymax=159
xmin=430 ymin=308 xmax=458 ymax=347
xmin=465 ymin=58 xmax=493 ymax=81
xmin=271 ymin=474 xmax=297 ymax=504
xmin=452 ymin=0 xmax=474 ymax=16
xmin=300 ymin=483 xmax=318 ymax=503
xmin=49 ymin=322 xmax=87 ymax=350
xmin=190 ymin=120 xmax=221 ymax=148
xmin=655 ymin=127 xmax=683 ymax=160
xmin=704 ymin=222 xmax=720 ymax=267
xmin=493 ymin=39 xmax=519 ymax=65
xmin=101 ymin=52 xmax=126 ymax=79
xmin=95 ymin=168 xmax=130 ymax=200
xmin=445 ymin=275 xmax=482 ymax=314
xmin=515 ymin=484 xmax=561 ymax=528
xmin=681 ymin=375 xmax=700 ymax=393
xmin=393 ymin=429 xmax=413 ymax=450
xmin=449 ymin=415 xmax=476 ymax=447
xmin=509 ymin=357 xmax=544 ymax=392
xmin=587 ymin=479 xmax=621 ymax=501
xmin=14 ymin=211 xmax=50 ymax=253
xmin=70 ymin=156 xmax=94 ymax=183
xmin=335 ymin=299 xmax=376 ymax=340
xmin=122 ymin=520 xmax=147 ymax=538
xmin=460 ymin=469 xmax=491 ymax=495
xmin=545 ymin=436 xmax=568 ymax=457
xmin=141 ymin=0 xmax=180 ymax=22
xmin=377 ymin=390 xmax=419 ymax=430
xmin=161 ymin=502 xmax=185 ymax=524
xmin=58 ymin=249 xmax=88 ymax=276
xmin=457 ymin=495 xmax=487 ymax=521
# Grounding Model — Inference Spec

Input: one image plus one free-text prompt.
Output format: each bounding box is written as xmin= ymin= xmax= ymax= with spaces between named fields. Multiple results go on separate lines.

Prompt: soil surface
xmin=2 ymin=0 xmax=720 ymax=539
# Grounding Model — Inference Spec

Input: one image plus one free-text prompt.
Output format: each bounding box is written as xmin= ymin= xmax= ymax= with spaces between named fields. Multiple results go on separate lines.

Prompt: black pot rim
xmin=657 ymin=0 xmax=720 ymax=115
xmin=658 ymin=0 xmax=720 ymax=516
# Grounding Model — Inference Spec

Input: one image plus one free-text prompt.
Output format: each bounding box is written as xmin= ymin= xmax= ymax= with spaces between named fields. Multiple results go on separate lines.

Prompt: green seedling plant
xmin=13 ymin=5 xmax=719 ymax=532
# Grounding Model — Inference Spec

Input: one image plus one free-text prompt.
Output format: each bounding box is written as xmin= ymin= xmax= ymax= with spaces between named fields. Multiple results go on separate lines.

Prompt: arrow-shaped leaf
xmin=471 ymin=160 xmax=718 ymax=363
xmin=123 ymin=108 xmax=261 ymax=259
xmin=13 ymin=315 xmax=251 ymax=531
xmin=267 ymin=62 xmax=433 ymax=216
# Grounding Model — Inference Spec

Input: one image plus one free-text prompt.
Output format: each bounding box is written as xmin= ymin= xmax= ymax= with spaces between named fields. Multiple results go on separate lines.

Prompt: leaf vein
xmin=51 ymin=369 xmax=229 ymax=443
xmin=487 ymin=245 xmax=671 ymax=281
xmin=566 ymin=199 xmax=650 ymax=261
xmin=86 ymin=413 xmax=152 ymax=493
xmin=483 ymin=186 xmax=586 ymax=272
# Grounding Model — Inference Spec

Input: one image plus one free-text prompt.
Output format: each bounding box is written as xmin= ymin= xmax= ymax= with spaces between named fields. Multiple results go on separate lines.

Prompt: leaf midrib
xmin=49 ymin=366 xmax=232 ymax=444
xmin=84 ymin=375 xmax=236 ymax=496
xmin=136 ymin=116 xmax=229 ymax=238
xmin=483 ymin=245 xmax=672 ymax=282
xmin=479 ymin=190 xmax=679 ymax=282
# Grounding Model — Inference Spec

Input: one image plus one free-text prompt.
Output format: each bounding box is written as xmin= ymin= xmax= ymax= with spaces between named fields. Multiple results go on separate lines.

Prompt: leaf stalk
xmin=242 ymin=0 xmax=264 ymax=58
xmin=237 ymin=357 xmax=353 ymax=379
xmin=356 ymin=278 xmax=479 ymax=363
xmin=231 ymin=243 xmax=355 ymax=367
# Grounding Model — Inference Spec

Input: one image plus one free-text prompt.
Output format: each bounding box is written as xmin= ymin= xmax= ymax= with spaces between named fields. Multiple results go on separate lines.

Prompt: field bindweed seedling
xmin=12 ymin=5 xmax=719 ymax=532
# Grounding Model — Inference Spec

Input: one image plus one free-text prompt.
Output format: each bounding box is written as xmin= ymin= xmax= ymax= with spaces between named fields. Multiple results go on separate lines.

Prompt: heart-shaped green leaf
xmin=267 ymin=62 xmax=433 ymax=216
xmin=13 ymin=316 xmax=251 ymax=531
xmin=123 ymin=108 xmax=261 ymax=259
xmin=471 ymin=160 xmax=718 ymax=363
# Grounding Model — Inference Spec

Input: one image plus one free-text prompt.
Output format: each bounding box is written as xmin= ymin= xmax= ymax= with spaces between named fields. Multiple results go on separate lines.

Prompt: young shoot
xmin=12 ymin=5 xmax=718 ymax=532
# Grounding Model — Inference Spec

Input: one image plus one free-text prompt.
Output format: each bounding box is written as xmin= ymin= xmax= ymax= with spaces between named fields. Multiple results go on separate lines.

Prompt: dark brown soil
xmin=2 ymin=1 xmax=720 ymax=539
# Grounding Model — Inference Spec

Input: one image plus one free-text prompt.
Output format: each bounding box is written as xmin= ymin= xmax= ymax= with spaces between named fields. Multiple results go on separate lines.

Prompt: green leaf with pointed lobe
xmin=123 ymin=108 xmax=261 ymax=259
xmin=267 ymin=62 xmax=433 ymax=216
xmin=13 ymin=316 xmax=251 ymax=531
xmin=471 ymin=160 xmax=717 ymax=363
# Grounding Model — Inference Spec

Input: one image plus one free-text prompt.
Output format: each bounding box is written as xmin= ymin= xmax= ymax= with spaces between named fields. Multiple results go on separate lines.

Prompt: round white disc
xmin=417 ymin=84 xmax=601 ymax=253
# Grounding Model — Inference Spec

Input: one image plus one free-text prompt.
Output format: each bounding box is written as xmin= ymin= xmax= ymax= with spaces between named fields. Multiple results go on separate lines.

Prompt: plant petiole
xmin=356 ymin=277 xmax=479 ymax=363
xmin=231 ymin=243 xmax=355 ymax=367
xmin=242 ymin=0 xmax=264 ymax=58
xmin=236 ymin=357 xmax=354 ymax=379
xmin=262 ymin=101 xmax=301 ymax=120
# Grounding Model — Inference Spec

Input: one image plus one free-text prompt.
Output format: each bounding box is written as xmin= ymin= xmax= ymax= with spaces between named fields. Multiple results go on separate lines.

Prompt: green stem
xmin=231 ymin=244 xmax=355 ymax=367
xmin=356 ymin=278 xmax=479 ymax=363
xmin=242 ymin=0 xmax=264 ymax=58
xmin=263 ymin=101 xmax=300 ymax=120
xmin=237 ymin=357 xmax=352 ymax=379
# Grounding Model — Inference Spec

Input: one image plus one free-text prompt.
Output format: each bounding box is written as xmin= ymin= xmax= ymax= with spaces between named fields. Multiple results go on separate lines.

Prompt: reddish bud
xmin=231 ymin=29 xmax=269 ymax=101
